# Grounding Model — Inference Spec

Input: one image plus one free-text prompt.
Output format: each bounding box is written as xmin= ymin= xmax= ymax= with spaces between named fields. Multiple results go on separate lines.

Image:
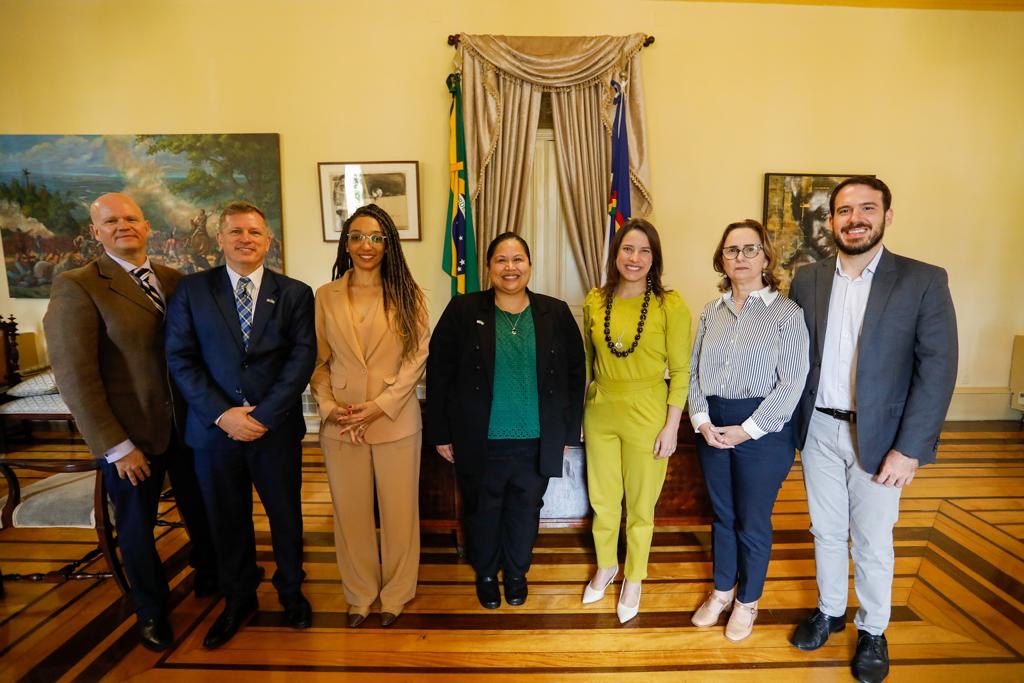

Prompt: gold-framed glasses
xmin=723 ymin=244 xmax=764 ymax=260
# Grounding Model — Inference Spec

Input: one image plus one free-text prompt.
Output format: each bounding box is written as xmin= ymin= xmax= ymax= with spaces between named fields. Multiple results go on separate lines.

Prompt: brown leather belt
xmin=815 ymin=407 xmax=857 ymax=423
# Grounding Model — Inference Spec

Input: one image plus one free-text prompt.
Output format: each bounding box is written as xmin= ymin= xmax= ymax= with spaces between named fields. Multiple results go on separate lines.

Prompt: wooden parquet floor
xmin=2 ymin=422 xmax=1023 ymax=681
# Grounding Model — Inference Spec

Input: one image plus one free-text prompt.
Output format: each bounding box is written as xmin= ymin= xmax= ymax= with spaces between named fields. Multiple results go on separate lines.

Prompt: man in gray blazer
xmin=43 ymin=193 xmax=215 ymax=652
xmin=787 ymin=177 xmax=957 ymax=683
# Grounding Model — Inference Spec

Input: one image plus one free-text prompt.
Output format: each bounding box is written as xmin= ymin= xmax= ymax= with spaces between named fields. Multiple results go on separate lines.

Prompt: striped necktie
xmin=235 ymin=276 xmax=254 ymax=350
xmin=131 ymin=267 xmax=165 ymax=314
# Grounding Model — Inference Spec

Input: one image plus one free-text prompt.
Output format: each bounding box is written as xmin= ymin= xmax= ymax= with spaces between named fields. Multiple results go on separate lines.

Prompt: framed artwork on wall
xmin=0 ymin=133 xmax=285 ymax=299
xmin=762 ymin=172 xmax=873 ymax=293
xmin=318 ymin=161 xmax=421 ymax=242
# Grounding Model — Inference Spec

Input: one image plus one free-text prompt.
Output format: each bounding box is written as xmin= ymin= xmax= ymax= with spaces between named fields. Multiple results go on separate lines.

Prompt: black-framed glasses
xmin=347 ymin=233 xmax=387 ymax=245
xmin=722 ymin=244 xmax=764 ymax=260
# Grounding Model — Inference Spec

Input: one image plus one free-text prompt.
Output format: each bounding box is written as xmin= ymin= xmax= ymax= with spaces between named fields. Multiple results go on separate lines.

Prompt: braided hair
xmin=330 ymin=204 xmax=426 ymax=360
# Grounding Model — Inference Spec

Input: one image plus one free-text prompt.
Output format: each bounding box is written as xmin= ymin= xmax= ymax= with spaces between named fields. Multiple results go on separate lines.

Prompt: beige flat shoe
xmin=691 ymin=589 xmax=734 ymax=627
xmin=725 ymin=601 xmax=758 ymax=642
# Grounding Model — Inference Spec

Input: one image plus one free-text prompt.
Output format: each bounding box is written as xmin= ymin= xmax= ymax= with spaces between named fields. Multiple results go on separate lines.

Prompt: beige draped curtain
xmin=458 ymin=34 xmax=652 ymax=290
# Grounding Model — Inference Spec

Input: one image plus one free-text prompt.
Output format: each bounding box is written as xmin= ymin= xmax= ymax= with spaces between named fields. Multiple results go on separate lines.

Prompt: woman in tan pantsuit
xmin=310 ymin=204 xmax=429 ymax=629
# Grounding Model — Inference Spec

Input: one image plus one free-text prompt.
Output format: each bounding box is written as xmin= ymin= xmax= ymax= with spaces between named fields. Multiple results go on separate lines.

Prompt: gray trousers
xmin=801 ymin=409 xmax=902 ymax=635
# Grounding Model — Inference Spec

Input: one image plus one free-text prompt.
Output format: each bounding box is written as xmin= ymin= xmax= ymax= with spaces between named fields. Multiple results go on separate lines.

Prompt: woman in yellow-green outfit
xmin=581 ymin=218 xmax=691 ymax=624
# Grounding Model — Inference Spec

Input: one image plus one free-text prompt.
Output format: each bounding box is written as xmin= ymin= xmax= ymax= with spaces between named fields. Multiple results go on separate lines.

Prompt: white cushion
xmin=0 ymin=394 xmax=71 ymax=415
xmin=0 ymin=471 xmax=97 ymax=528
xmin=7 ymin=370 xmax=58 ymax=397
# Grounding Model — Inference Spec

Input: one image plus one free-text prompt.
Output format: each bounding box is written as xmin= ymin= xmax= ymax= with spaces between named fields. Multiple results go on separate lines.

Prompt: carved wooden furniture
xmin=0 ymin=456 xmax=129 ymax=594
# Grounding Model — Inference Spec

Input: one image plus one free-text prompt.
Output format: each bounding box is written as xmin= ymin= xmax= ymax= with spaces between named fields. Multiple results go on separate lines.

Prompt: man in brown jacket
xmin=43 ymin=192 xmax=215 ymax=651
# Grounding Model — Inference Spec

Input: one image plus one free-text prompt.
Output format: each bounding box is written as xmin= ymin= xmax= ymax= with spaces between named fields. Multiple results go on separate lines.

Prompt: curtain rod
xmin=446 ymin=34 xmax=655 ymax=49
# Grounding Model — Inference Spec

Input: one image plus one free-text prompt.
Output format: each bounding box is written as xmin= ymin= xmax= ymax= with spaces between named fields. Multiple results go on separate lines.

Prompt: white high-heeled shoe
xmin=616 ymin=581 xmax=642 ymax=623
xmin=582 ymin=566 xmax=618 ymax=604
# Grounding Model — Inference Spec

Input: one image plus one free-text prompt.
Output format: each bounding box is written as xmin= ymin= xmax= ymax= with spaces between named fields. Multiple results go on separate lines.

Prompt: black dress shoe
xmin=280 ymin=592 xmax=312 ymax=629
xmin=851 ymin=629 xmax=889 ymax=683
xmin=348 ymin=612 xmax=367 ymax=628
xmin=504 ymin=575 xmax=528 ymax=606
xmin=380 ymin=611 xmax=399 ymax=627
xmin=790 ymin=608 xmax=846 ymax=651
xmin=138 ymin=616 xmax=174 ymax=652
xmin=193 ymin=570 xmax=220 ymax=598
xmin=475 ymin=575 xmax=501 ymax=609
xmin=203 ymin=596 xmax=258 ymax=649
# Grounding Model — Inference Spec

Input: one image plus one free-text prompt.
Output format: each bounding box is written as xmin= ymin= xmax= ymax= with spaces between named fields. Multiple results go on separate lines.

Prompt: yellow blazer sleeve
xmin=371 ymin=310 xmax=430 ymax=420
xmin=663 ymin=291 xmax=692 ymax=409
xmin=310 ymin=286 xmax=339 ymax=422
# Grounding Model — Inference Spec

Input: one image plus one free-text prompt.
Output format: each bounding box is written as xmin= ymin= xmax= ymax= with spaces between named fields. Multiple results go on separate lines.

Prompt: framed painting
xmin=0 ymin=133 xmax=284 ymax=299
xmin=318 ymin=161 xmax=420 ymax=241
xmin=762 ymin=172 xmax=872 ymax=293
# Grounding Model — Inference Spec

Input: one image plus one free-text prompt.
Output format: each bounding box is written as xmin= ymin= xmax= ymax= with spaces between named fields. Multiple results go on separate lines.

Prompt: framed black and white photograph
xmin=762 ymin=172 xmax=872 ymax=292
xmin=318 ymin=160 xmax=420 ymax=241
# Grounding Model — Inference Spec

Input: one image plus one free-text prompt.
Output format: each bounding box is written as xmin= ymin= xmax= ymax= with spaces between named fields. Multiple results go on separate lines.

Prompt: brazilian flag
xmin=442 ymin=73 xmax=479 ymax=296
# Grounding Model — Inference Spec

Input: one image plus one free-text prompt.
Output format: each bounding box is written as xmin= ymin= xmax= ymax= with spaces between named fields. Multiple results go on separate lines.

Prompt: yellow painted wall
xmin=1 ymin=0 xmax=1022 ymax=417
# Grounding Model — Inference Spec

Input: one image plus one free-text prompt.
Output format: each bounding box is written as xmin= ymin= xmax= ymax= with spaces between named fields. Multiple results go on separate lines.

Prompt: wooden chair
xmin=0 ymin=314 xmax=127 ymax=597
xmin=0 ymin=457 xmax=129 ymax=595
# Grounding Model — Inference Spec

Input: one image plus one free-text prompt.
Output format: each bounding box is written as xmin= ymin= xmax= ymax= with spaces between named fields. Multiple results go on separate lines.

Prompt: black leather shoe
xmin=138 ymin=616 xmax=173 ymax=652
xmin=280 ymin=592 xmax=312 ymax=629
xmin=851 ymin=630 xmax=889 ymax=682
xmin=348 ymin=612 xmax=367 ymax=628
xmin=193 ymin=570 xmax=220 ymax=598
xmin=475 ymin=575 xmax=501 ymax=609
xmin=504 ymin=575 xmax=528 ymax=606
xmin=790 ymin=608 xmax=846 ymax=651
xmin=203 ymin=596 xmax=257 ymax=649
xmin=380 ymin=611 xmax=399 ymax=627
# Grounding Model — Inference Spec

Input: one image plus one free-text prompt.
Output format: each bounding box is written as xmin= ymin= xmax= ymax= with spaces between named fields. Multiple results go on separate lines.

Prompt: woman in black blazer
xmin=425 ymin=233 xmax=585 ymax=609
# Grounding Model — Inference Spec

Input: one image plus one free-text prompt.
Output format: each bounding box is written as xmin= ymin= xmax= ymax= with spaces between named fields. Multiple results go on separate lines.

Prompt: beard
xmin=834 ymin=220 xmax=885 ymax=256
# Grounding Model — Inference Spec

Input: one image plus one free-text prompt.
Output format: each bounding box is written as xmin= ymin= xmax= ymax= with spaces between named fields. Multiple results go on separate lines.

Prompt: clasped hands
xmin=698 ymin=423 xmax=751 ymax=450
xmin=328 ymin=400 xmax=383 ymax=443
xmin=219 ymin=406 xmax=268 ymax=442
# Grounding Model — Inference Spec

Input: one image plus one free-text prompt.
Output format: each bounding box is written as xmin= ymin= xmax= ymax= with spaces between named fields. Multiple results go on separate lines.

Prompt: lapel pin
xmin=266 ymin=298 xmax=276 ymax=304
xmin=476 ymin=319 xmax=485 ymax=326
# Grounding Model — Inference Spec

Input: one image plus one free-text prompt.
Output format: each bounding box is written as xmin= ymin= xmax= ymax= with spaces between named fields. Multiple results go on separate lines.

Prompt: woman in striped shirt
xmin=688 ymin=219 xmax=809 ymax=642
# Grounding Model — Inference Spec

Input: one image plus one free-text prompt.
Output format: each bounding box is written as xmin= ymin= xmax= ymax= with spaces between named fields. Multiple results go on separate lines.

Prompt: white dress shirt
xmin=815 ymin=246 xmax=885 ymax=412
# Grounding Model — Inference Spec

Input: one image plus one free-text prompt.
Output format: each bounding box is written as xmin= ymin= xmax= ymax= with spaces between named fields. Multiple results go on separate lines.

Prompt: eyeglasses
xmin=722 ymin=244 xmax=764 ymax=260
xmin=347 ymin=233 xmax=387 ymax=245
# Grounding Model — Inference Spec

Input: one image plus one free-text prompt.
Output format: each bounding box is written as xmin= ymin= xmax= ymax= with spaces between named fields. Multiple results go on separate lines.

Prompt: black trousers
xmin=195 ymin=439 xmax=305 ymax=604
xmin=458 ymin=439 xmax=548 ymax=579
xmin=100 ymin=437 xmax=215 ymax=620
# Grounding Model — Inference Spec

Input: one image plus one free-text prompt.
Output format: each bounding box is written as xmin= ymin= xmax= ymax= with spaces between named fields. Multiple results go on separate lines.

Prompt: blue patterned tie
xmin=235 ymin=276 xmax=253 ymax=350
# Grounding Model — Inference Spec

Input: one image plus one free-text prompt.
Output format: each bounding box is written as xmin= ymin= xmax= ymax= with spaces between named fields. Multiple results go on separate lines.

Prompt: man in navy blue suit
xmin=166 ymin=201 xmax=316 ymax=649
